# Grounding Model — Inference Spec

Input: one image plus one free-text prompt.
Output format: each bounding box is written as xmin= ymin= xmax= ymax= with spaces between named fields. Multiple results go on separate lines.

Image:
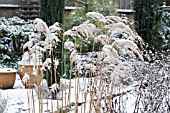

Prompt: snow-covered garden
xmin=0 ymin=1 xmax=170 ymax=113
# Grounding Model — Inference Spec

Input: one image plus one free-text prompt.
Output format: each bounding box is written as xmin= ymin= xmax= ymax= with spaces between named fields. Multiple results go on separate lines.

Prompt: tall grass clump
xmin=18 ymin=11 xmax=145 ymax=112
xmin=17 ymin=7 xmax=170 ymax=113
xmin=62 ymin=11 xmax=145 ymax=112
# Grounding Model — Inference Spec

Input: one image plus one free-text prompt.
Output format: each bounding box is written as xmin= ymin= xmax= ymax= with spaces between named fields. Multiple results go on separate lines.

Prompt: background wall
xmin=0 ymin=0 xmax=21 ymax=18
xmin=115 ymin=0 xmax=132 ymax=9
xmin=0 ymin=0 xmax=131 ymax=18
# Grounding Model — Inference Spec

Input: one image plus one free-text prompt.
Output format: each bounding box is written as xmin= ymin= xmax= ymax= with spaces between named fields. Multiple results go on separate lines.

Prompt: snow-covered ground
xmin=1 ymin=74 xmax=138 ymax=113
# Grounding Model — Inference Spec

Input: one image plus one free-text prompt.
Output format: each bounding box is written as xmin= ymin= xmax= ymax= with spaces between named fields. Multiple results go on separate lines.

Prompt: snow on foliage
xmin=0 ymin=17 xmax=34 ymax=68
xmin=22 ymin=73 xmax=30 ymax=85
xmin=64 ymin=40 xmax=74 ymax=51
xmin=94 ymin=35 xmax=113 ymax=45
xmin=63 ymin=12 xmax=144 ymax=79
xmin=64 ymin=20 xmax=96 ymax=41
xmin=86 ymin=12 xmax=105 ymax=22
xmin=33 ymin=18 xmax=49 ymax=35
xmin=102 ymin=45 xmax=118 ymax=58
xmin=112 ymin=39 xmax=144 ymax=61
xmin=19 ymin=18 xmax=61 ymax=69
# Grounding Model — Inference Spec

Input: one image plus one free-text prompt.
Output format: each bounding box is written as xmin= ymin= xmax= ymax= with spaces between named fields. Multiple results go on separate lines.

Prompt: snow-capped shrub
xmin=0 ymin=17 xmax=34 ymax=68
xmin=160 ymin=12 xmax=170 ymax=50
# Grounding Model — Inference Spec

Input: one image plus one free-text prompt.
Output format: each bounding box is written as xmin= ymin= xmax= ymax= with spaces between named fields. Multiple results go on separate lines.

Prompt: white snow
xmin=0 ymin=68 xmax=16 ymax=72
xmin=0 ymin=73 xmax=138 ymax=113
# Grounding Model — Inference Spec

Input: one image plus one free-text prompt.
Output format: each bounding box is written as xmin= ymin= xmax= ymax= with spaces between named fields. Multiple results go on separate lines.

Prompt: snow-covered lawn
xmin=1 ymin=73 xmax=139 ymax=113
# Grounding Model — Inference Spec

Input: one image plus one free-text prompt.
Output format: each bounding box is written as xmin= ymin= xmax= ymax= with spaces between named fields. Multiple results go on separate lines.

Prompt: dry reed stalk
xmin=32 ymin=89 xmax=35 ymax=113
xmin=37 ymin=72 xmax=43 ymax=113
xmin=96 ymin=84 xmax=104 ymax=113
xmin=75 ymin=67 xmax=81 ymax=113
xmin=27 ymin=90 xmax=31 ymax=113
xmin=67 ymin=60 xmax=73 ymax=106
xmin=61 ymin=83 xmax=64 ymax=112
xmin=89 ymin=81 xmax=95 ymax=113
xmin=99 ymin=64 xmax=105 ymax=90
xmin=84 ymin=92 xmax=87 ymax=113
xmin=45 ymin=66 xmax=49 ymax=112
xmin=79 ymin=42 xmax=83 ymax=113
xmin=64 ymin=77 xmax=67 ymax=108
xmin=83 ymin=73 xmax=87 ymax=113
xmin=74 ymin=76 xmax=77 ymax=113
xmin=54 ymin=65 xmax=59 ymax=109
xmin=89 ymin=63 xmax=96 ymax=113
xmin=74 ymin=65 xmax=77 ymax=113
xmin=51 ymin=99 xmax=54 ymax=113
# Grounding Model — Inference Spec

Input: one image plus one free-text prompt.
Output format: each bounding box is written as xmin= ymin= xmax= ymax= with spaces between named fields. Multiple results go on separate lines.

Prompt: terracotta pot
xmin=0 ymin=68 xmax=16 ymax=89
xmin=18 ymin=63 xmax=43 ymax=88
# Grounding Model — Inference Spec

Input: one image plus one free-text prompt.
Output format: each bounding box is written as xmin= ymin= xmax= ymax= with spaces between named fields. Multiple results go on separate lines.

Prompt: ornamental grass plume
xmin=49 ymin=22 xmax=62 ymax=34
xmin=105 ymin=15 xmax=123 ymax=23
xmin=86 ymin=12 xmax=105 ymax=22
xmin=20 ymin=52 xmax=30 ymax=64
xmin=84 ymin=64 xmax=96 ymax=72
xmin=64 ymin=40 xmax=74 ymax=51
xmin=30 ymin=45 xmax=46 ymax=52
xmin=112 ymin=39 xmax=144 ymax=61
xmin=94 ymin=35 xmax=113 ymax=45
xmin=22 ymin=38 xmax=35 ymax=51
xmin=102 ymin=45 xmax=118 ymax=58
xmin=19 ymin=18 xmax=62 ymax=102
xmin=107 ymin=22 xmax=136 ymax=38
xmin=64 ymin=21 xmax=96 ymax=40
xmin=33 ymin=18 xmax=50 ymax=35
xmin=70 ymin=50 xmax=82 ymax=63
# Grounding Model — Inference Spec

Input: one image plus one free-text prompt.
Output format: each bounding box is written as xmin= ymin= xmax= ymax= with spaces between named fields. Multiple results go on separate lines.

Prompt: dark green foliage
xmin=40 ymin=0 xmax=65 ymax=25
xmin=64 ymin=0 xmax=118 ymax=29
xmin=160 ymin=12 xmax=170 ymax=49
xmin=0 ymin=17 xmax=33 ymax=68
xmin=64 ymin=7 xmax=85 ymax=30
xmin=40 ymin=0 xmax=65 ymax=86
xmin=133 ymin=0 xmax=163 ymax=50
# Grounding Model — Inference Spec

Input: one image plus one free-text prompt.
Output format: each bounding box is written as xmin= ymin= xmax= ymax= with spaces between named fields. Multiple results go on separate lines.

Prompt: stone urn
xmin=0 ymin=68 xmax=16 ymax=89
xmin=18 ymin=63 xmax=43 ymax=88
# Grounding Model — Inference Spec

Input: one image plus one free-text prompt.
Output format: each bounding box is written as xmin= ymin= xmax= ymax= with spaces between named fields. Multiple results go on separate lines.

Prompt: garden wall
xmin=115 ymin=0 xmax=132 ymax=9
xmin=0 ymin=0 xmax=20 ymax=18
xmin=0 ymin=0 xmax=133 ymax=19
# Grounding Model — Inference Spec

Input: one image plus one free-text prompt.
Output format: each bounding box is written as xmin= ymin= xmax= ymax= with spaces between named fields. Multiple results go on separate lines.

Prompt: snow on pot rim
xmin=18 ymin=61 xmax=43 ymax=66
xmin=0 ymin=68 xmax=16 ymax=73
